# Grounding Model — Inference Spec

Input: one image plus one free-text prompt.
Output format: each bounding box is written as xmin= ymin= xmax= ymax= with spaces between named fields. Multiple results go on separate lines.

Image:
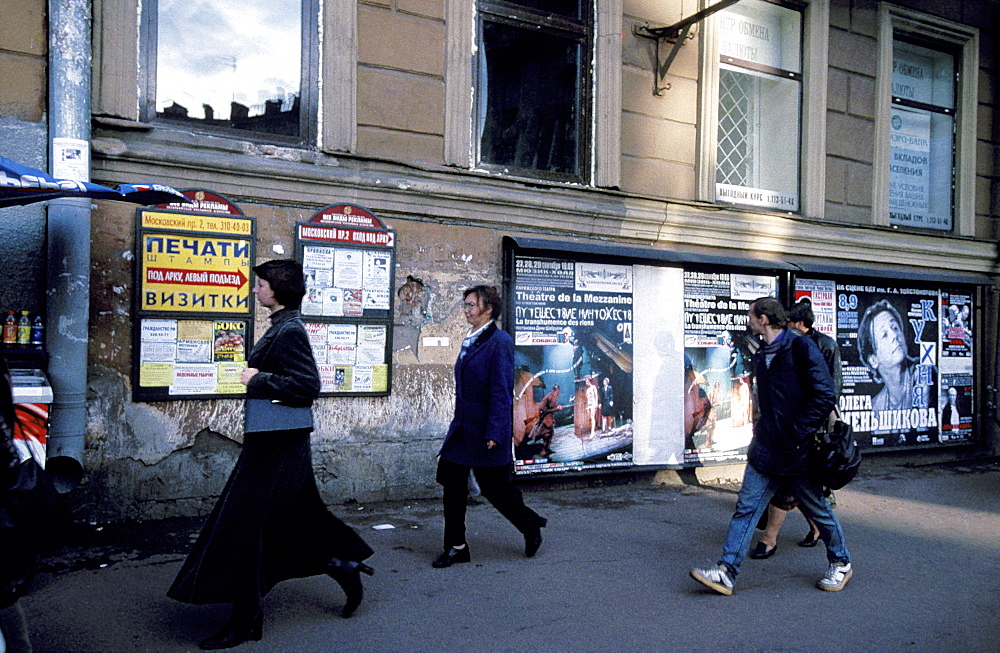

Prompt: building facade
xmin=1 ymin=0 xmax=998 ymax=522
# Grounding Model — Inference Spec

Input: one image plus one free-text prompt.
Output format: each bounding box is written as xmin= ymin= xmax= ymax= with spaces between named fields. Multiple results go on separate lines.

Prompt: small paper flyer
xmin=216 ymin=361 xmax=247 ymax=394
xmin=213 ymin=321 xmax=246 ymax=362
xmin=342 ymin=288 xmax=364 ymax=316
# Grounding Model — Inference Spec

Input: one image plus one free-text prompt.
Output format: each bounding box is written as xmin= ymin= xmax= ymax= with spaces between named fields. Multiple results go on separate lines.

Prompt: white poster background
xmin=169 ymin=363 xmax=217 ymax=394
xmin=334 ymin=250 xmax=363 ymax=288
xmin=632 ymin=265 xmax=686 ymax=466
xmin=141 ymin=319 xmax=178 ymax=342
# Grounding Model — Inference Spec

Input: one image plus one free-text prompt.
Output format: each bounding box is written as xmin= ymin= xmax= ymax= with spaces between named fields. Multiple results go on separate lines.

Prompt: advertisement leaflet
xmin=682 ymin=271 xmax=772 ymax=464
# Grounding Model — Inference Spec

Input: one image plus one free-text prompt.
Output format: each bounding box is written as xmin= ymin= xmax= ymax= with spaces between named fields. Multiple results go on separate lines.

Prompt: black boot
xmin=524 ymin=517 xmax=548 ymax=557
xmin=198 ymin=604 xmax=263 ymax=650
xmin=327 ymin=558 xmax=375 ymax=618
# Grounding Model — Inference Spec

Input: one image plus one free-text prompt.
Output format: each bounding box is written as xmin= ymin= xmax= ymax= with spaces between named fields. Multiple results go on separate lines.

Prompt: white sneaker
xmin=817 ymin=562 xmax=853 ymax=591
xmin=690 ymin=564 xmax=734 ymax=596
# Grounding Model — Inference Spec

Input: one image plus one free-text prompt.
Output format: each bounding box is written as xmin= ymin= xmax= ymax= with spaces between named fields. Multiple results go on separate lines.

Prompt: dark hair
xmin=788 ymin=301 xmax=815 ymax=328
xmin=858 ymin=299 xmax=913 ymax=377
xmin=464 ymin=285 xmax=502 ymax=320
xmin=749 ymin=296 xmax=787 ymax=327
xmin=254 ymin=259 xmax=306 ymax=309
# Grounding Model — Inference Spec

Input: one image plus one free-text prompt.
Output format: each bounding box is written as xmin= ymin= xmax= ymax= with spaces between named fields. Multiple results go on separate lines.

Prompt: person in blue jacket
xmin=432 ymin=285 xmax=548 ymax=568
xmin=690 ymin=297 xmax=852 ymax=595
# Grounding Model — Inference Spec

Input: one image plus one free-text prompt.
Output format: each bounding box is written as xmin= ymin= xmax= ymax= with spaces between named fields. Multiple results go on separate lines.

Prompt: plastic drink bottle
xmin=2 ymin=311 xmax=16 ymax=344
xmin=31 ymin=315 xmax=44 ymax=345
xmin=17 ymin=310 xmax=31 ymax=344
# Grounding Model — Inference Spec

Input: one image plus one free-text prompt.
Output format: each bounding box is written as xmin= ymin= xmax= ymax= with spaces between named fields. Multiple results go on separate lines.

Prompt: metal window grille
xmin=716 ymin=68 xmax=755 ymax=187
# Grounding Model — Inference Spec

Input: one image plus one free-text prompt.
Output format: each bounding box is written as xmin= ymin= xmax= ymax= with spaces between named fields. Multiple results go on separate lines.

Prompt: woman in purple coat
xmin=431 ymin=285 xmax=548 ymax=568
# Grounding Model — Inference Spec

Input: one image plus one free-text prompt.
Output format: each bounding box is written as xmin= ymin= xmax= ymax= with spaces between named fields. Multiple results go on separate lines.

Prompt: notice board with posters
xmin=505 ymin=238 xmax=983 ymax=477
xmin=294 ymin=205 xmax=395 ymax=396
xmin=794 ymin=277 xmax=979 ymax=451
xmin=132 ymin=191 xmax=255 ymax=401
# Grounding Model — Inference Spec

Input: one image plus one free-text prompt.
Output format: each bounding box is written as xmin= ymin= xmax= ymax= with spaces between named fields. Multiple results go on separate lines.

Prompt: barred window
xmin=715 ymin=0 xmax=802 ymax=212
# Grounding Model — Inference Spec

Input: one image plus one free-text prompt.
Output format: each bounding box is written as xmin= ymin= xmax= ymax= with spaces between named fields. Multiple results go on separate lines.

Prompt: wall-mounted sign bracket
xmin=632 ymin=0 xmax=742 ymax=96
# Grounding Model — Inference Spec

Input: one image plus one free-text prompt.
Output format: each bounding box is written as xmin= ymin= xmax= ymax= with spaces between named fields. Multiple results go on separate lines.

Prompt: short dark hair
xmin=750 ymin=296 xmax=787 ymax=327
xmin=464 ymin=285 xmax=502 ymax=320
xmin=788 ymin=301 xmax=815 ymax=328
xmin=254 ymin=259 xmax=306 ymax=309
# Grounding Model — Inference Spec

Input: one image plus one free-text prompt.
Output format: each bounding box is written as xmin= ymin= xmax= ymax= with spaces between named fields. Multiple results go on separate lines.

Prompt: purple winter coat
xmin=439 ymin=322 xmax=514 ymax=467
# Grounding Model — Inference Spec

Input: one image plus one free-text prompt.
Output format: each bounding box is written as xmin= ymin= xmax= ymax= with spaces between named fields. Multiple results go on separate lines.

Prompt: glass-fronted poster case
xmin=132 ymin=192 xmax=255 ymax=401
xmin=683 ymin=271 xmax=777 ymax=464
xmin=138 ymin=318 xmax=249 ymax=395
xmin=295 ymin=205 xmax=395 ymax=396
xmin=505 ymin=239 xmax=981 ymax=476
xmin=511 ymin=256 xmax=634 ymax=474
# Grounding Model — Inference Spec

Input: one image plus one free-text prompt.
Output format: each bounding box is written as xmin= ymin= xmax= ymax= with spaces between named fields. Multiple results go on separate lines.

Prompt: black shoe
xmin=327 ymin=558 xmax=375 ymax=618
xmin=524 ymin=532 xmax=543 ymax=558
xmin=432 ymin=546 xmax=471 ymax=568
xmin=524 ymin=518 xmax=547 ymax=557
xmin=198 ymin=608 xmax=263 ymax=650
xmin=748 ymin=541 xmax=777 ymax=559
xmin=798 ymin=531 xmax=820 ymax=547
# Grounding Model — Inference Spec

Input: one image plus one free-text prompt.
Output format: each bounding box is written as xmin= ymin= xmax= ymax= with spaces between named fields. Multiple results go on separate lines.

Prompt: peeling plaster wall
xmin=83 ymin=201 xmax=507 ymax=522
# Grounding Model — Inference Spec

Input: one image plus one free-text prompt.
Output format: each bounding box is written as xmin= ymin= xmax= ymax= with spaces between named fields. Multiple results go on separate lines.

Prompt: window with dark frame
xmin=476 ymin=0 xmax=592 ymax=182
xmin=144 ymin=0 xmax=317 ymax=142
xmin=888 ymin=38 xmax=957 ymax=232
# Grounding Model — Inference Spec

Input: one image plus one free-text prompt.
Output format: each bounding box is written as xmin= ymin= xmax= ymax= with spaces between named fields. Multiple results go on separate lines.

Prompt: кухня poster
xmin=836 ymin=284 xmax=939 ymax=448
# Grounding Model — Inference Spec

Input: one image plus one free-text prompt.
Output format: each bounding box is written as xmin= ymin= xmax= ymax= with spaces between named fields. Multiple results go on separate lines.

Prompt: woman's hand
xmin=241 ymin=367 xmax=260 ymax=386
xmin=486 ymin=440 xmax=497 ymax=449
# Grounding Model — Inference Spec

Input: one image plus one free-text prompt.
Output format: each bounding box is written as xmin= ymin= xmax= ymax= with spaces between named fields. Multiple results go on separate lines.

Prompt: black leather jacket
xmin=245 ymin=308 xmax=321 ymax=406
xmin=748 ymin=329 xmax=836 ymax=477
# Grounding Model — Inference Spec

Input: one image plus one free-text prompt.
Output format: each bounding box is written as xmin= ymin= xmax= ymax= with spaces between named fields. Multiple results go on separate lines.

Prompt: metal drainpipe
xmin=45 ymin=0 xmax=90 ymax=491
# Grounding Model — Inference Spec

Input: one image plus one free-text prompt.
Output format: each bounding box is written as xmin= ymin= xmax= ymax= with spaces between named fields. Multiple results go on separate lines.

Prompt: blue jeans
xmin=719 ymin=463 xmax=850 ymax=580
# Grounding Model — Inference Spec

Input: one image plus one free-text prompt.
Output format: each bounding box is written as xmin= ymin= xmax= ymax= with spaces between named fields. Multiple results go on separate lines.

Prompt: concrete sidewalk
xmin=17 ymin=458 xmax=1000 ymax=652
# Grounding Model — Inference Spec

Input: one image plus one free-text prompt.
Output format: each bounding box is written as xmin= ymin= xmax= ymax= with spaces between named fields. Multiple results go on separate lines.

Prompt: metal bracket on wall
xmin=631 ymin=0 xmax=742 ymax=97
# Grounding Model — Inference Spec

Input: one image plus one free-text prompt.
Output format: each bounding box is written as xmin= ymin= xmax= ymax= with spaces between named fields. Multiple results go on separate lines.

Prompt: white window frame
xmin=873 ymin=4 xmax=978 ymax=236
xmin=444 ymin=0 xmax=621 ymax=188
xmin=93 ymin=0 xmax=355 ymax=153
xmin=698 ymin=0 xmax=828 ymax=218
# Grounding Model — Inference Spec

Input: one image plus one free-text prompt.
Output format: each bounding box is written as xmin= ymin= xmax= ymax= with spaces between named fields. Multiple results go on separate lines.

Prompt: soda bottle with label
xmin=17 ymin=311 xmax=30 ymax=344
xmin=31 ymin=315 xmax=44 ymax=345
xmin=2 ymin=311 xmax=16 ymax=344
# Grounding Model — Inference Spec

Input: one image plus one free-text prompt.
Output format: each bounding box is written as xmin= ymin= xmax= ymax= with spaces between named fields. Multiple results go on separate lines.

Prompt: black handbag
xmin=812 ymin=416 xmax=862 ymax=490
xmin=244 ymin=398 xmax=313 ymax=432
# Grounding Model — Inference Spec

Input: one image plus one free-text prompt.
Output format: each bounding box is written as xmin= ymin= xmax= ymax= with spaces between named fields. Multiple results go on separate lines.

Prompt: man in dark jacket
xmin=690 ymin=297 xmax=852 ymax=595
xmin=750 ymin=299 xmax=844 ymax=556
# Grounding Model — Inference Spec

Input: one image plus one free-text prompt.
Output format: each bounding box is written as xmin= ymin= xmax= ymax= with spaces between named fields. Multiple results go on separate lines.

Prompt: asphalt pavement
xmin=17 ymin=457 xmax=1000 ymax=652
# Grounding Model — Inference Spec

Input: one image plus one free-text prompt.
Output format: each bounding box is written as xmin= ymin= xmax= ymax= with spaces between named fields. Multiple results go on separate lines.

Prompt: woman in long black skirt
xmin=168 ymin=259 xmax=374 ymax=650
